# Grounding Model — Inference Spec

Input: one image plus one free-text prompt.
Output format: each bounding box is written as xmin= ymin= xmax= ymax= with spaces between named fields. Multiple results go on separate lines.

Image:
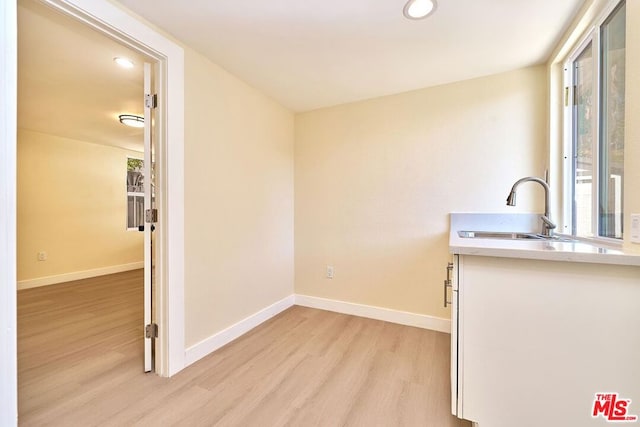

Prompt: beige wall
xmin=625 ymin=0 xmax=640 ymax=252
xmin=295 ymin=66 xmax=547 ymax=319
xmin=183 ymin=48 xmax=295 ymax=348
xmin=17 ymin=129 xmax=143 ymax=282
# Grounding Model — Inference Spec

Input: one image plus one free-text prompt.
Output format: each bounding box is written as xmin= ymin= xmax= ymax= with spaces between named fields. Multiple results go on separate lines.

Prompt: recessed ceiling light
xmin=403 ymin=0 xmax=437 ymax=20
xmin=118 ymin=114 xmax=144 ymax=128
xmin=114 ymin=57 xmax=135 ymax=69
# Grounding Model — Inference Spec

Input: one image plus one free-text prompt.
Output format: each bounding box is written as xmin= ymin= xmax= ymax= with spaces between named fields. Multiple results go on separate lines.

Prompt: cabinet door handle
xmin=443 ymin=279 xmax=452 ymax=307
xmin=444 ymin=262 xmax=454 ymax=307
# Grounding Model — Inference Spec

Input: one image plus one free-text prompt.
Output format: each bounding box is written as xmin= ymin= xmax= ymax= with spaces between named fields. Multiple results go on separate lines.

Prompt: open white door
xmin=143 ymin=62 xmax=157 ymax=372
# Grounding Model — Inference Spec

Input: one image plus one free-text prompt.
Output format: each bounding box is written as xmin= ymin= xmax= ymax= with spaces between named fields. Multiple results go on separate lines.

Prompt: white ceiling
xmin=117 ymin=0 xmax=586 ymax=112
xmin=18 ymin=0 xmax=586 ymax=149
xmin=18 ymin=0 xmax=147 ymax=152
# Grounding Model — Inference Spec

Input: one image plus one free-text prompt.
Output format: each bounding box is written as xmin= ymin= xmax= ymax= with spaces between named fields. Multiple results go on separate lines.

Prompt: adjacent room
xmin=16 ymin=0 xmax=154 ymax=420
xmin=2 ymin=0 xmax=639 ymax=426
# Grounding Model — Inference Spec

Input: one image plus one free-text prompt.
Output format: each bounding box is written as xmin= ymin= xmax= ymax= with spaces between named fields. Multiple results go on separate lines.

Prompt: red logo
xmin=592 ymin=393 xmax=638 ymax=422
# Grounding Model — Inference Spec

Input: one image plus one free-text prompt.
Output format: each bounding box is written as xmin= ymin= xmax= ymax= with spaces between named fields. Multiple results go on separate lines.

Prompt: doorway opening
xmin=3 ymin=0 xmax=184 ymax=421
xmin=16 ymin=0 xmax=161 ymax=419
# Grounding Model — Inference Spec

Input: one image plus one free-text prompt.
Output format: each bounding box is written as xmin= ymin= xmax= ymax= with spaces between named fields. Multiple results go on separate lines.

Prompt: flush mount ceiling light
xmin=114 ymin=57 xmax=135 ymax=69
xmin=118 ymin=114 xmax=144 ymax=128
xmin=403 ymin=0 xmax=437 ymax=20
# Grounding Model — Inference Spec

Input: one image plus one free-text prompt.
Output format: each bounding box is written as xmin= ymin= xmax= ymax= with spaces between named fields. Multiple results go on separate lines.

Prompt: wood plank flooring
xmin=18 ymin=270 xmax=469 ymax=426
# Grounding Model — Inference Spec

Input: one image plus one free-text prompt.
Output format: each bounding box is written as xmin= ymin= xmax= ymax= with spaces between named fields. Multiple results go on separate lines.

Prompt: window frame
xmin=126 ymin=156 xmax=145 ymax=231
xmin=561 ymin=0 xmax=626 ymax=245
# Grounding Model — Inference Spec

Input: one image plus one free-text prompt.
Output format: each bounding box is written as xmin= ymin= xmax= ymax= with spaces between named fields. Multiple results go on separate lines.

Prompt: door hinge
xmin=145 ymin=208 xmax=158 ymax=223
xmin=145 ymin=93 xmax=157 ymax=109
xmin=145 ymin=323 xmax=158 ymax=339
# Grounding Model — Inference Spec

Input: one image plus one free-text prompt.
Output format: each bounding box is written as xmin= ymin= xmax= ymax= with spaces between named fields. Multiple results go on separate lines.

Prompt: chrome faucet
xmin=506 ymin=176 xmax=556 ymax=237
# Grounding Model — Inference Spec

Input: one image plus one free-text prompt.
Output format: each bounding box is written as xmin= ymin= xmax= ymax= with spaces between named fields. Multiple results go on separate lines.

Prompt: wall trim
xmin=184 ymin=295 xmax=295 ymax=367
xmin=295 ymin=294 xmax=451 ymax=334
xmin=1 ymin=1 xmax=18 ymax=425
xmin=184 ymin=294 xmax=450 ymax=369
xmin=17 ymin=262 xmax=144 ymax=290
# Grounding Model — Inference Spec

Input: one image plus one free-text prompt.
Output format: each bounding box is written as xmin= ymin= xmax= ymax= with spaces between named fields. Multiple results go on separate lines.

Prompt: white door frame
xmin=1 ymin=0 xmax=185 ymax=422
xmin=1 ymin=1 xmax=18 ymax=425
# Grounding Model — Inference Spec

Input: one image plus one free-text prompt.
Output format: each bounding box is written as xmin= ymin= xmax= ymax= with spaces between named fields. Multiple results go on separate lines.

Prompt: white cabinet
xmin=451 ymin=255 xmax=640 ymax=427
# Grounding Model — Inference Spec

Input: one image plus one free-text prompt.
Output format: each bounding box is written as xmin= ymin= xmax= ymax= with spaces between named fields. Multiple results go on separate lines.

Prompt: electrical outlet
xmin=326 ymin=265 xmax=334 ymax=279
xmin=37 ymin=251 xmax=47 ymax=261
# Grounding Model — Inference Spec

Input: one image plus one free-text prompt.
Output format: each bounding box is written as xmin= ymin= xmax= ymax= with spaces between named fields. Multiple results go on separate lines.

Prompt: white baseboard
xmin=295 ymin=294 xmax=451 ymax=334
xmin=184 ymin=294 xmax=450 ymax=368
xmin=17 ymin=261 xmax=144 ymax=290
xmin=184 ymin=295 xmax=295 ymax=367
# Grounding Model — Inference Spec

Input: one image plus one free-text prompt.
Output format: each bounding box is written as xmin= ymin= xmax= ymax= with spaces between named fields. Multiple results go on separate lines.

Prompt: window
xmin=127 ymin=157 xmax=144 ymax=230
xmin=565 ymin=0 xmax=625 ymax=240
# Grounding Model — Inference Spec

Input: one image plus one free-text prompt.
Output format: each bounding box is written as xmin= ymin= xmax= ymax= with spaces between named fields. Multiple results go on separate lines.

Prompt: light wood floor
xmin=18 ymin=270 xmax=469 ymax=426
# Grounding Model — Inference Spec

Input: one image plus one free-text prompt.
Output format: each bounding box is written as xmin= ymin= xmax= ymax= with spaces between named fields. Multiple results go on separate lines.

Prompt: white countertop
xmin=449 ymin=213 xmax=640 ymax=267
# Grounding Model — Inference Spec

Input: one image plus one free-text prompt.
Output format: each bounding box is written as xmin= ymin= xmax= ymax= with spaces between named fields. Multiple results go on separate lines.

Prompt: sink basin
xmin=458 ymin=230 xmax=542 ymax=240
xmin=457 ymin=230 xmax=577 ymax=242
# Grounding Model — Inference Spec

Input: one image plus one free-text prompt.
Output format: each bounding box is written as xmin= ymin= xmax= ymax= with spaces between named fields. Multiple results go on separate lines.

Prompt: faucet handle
xmin=541 ymin=215 xmax=556 ymax=229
